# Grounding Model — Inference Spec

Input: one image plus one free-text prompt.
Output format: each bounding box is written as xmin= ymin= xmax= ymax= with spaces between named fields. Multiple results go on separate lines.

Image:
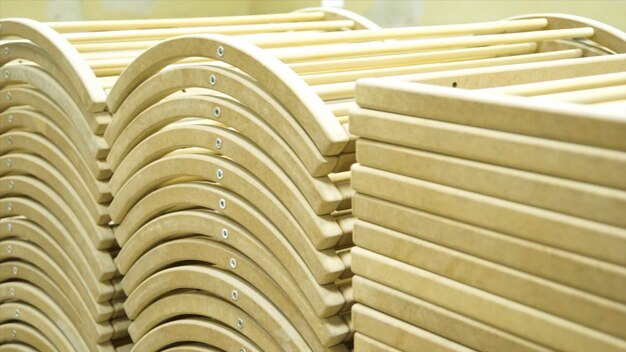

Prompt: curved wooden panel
xmin=0 ymin=323 xmax=57 ymax=352
xmin=294 ymin=7 xmax=380 ymax=30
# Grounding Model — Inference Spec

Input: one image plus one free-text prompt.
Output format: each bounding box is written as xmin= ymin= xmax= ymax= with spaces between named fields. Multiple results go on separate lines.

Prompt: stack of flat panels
xmin=349 ymin=53 xmax=626 ymax=351
xmin=0 ymin=19 xmax=130 ymax=351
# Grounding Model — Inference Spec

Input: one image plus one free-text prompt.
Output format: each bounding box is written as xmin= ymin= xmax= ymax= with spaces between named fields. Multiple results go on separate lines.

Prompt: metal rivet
xmin=7 ymin=136 xmax=12 ymax=145
xmin=221 ymin=228 xmax=229 ymax=239
xmin=8 ymin=180 xmax=14 ymax=190
xmin=218 ymin=198 xmax=226 ymax=209
xmin=9 ymin=287 xmax=15 ymax=296
xmin=7 ymin=202 xmax=12 ymax=212
xmin=12 ymin=266 xmax=17 ymax=275
xmin=229 ymin=258 xmax=237 ymax=269
xmin=231 ymin=290 xmax=238 ymax=300
xmin=236 ymin=318 xmax=244 ymax=329
xmin=11 ymin=329 xmax=16 ymax=338
xmin=7 ymin=114 xmax=13 ymax=123
xmin=5 ymin=158 xmax=12 ymax=167
xmin=4 ymin=70 xmax=9 ymax=79
xmin=7 ymin=245 xmax=12 ymax=253
xmin=3 ymin=47 xmax=9 ymax=56
xmin=215 ymin=137 xmax=222 ymax=149
xmin=7 ymin=223 xmax=12 ymax=232
xmin=217 ymin=46 xmax=224 ymax=57
xmin=14 ymin=308 xmax=19 ymax=318
xmin=213 ymin=106 xmax=221 ymax=117
xmin=240 ymin=349 xmax=246 ymax=352
xmin=209 ymin=74 xmax=217 ymax=86
xmin=216 ymin=169 xmax=224 ymax=180
xmin=5 ymin=92 xmax=11 ymax=100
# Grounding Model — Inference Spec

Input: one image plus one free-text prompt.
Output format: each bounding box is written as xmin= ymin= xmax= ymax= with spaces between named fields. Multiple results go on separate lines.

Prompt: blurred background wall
xmin=1 ymin=0 xmax=625 ymax=30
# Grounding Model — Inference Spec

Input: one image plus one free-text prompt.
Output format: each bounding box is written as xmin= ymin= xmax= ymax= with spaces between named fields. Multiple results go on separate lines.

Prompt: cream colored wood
xmin=0 ymin=282 xmax=92 ymax=351
xmin=105 ymin=35 xmax=349 ymax=156
xmin=0 ymin=109 xmax=110 ymax=181
xmin=62 ymin=20 xmax=354 ymax=43
xmin=0 ymin=302 xmax=78 ymax=352
xmin=129 ymin=292 xmax=280 ymax=350
xmin=121 ymin=237 xmax=348 ymax=345
xmin=317 ymin=49 xmax=582 ymax=100
xmin=0 ymin=88 xmax=108 ymax=160
xmin=0 ymin=153 xmax=108 ymax=224
xmin=354 ymin=193 xmax=626 ymax=310
xmin=130 ymin=318 xmax=261 ymax=352
xmin=352 ymin=304 xmax=473 ymax=352
xmin=295 ymin=7 xmax=379 ymax=30
xmin=356 ymin=139 xmax=626 ymax=228
xmin=353 ymin=248 xmax=626 ymax=352
xmin=113 ymin=209 xmax=345 ymax=318
xmin=0 ymin=260 xmax=113 ymax=338
xmin=271 ymin=28 xmax=593 ymax=62
xmin=0 ymin=64 xmax=108 ymax=133
xmin=161 ymin=345 xmax=220 ymax=352
xmin=0 ymin=18 xmax=107 ymax=111
xmin=105 ymin=64 xmax=337 ymax=176
xmin=534 ymin=84 xmax=626 ymax=104
xmin=354 ymin=276 xmax=549 ymax=352
xmin=0 ymin=175 xmax=114 ymax=249
xmin=0 ymin=342 xmax=41 ymax=352
xmin=0 ymin=222 xmax=114 ymax=303
xmin=354 ymin=220 xmax=626 ymax=339
xmin=0 ymin=131 xmax=111 ymax=203
xmin=110 ymin=124 xmax=342 ymax=235
xmin=482 ymin=71 xmax=626 ymax=96
xmin=353 ymin=333 xmax=402 ymax=352
xmin=124 ymin=265 xmax=340 ymax=351
xmin=112 ymin=181 xmax=344 ymax=284
xmin=0 ymin=323 xmax=57 ymax=352
xmin=349 ymin=108 xmax=626 ymax=191
xmin=352 ymin=164 xmax=626 ymax=270
xmin=47 ymin=12 xmax=327 ymax=32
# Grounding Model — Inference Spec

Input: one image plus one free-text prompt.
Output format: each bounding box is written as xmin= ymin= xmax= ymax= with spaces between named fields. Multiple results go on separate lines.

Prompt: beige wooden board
xmin=0 ymin=108 xmax=110 ymax=180
xmin=161 ymin=345 xmax=220 ymax=352
xmin=113 ymin=181 xmax=343 ymax=285
xmin=349 ymin=108 xmax=626 ymax=191
xmin=296 ymin=7 xmax=380 ymax=30
xmin=0 ymin=282 xmax=96 ymax=351
xmin=354 ymin=193 xmax=626 ymax=310
xmin=130 ymin=318 xmax=261 ymax=352
xmin=0 ymin=175 xmax=113 ymax=248
xmin=128 ymin=292 xmax=281 ymax=350
xmin=353 ymin=275 xmax=550 ymax=352
xmin=0 ymin=18 xmax=107 ymax=111
xmin=105 ymin=35 xmax=349 ymax=155
xmin=352 ymin=247 xmax=626 ymax=352
xmin=0 ymin=153 xmax=109 ymax=224
xmin=353 ymin=333 xmax=402 ymax=352
xmin=355 ymin=78 xmax=626 ymax=152
xmin=121 ymin=237 xmax=348 ymax=345
xmin=0 ymin=302 xmax=80 ymax=352
xmin=352 ymin=164 xmax=626 ymax=270
xmin=0 ymin=130 xmax=111 ymax=203
xmin=124 ymin=265 xmax=337 ymax=351
xmin=0 ymin=64 xmax=109 ymax=135
xmin=0 ymin=322 xmax=57 ymax=352
xmin=0 ymin=260 xmax=114 ymax=339
xmin=352 ymin=304 xmax=474 ymax=352
xmin=356 ymin=139 xmax=626 ymax=228
xmin=110 ymin=121 xmax=343 ymax=220
xmin=0 ymin=342 xmax=40 ymax=352
xmin=354 ymin=220 xmax=626 ymax=339
xmin=114 ymin=209 xmax=344 ymax=318
xmin=106 ymin=65 xmax=338 ymax=176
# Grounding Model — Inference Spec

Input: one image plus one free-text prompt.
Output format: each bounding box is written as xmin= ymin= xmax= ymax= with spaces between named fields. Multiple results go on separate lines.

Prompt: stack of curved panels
xmin=0 ymin=19 xmax=129 ymax=351
xmin=350 ymin=51 xmax=626 ymax=351
xmin=103 ymin=14 xmax=617 ymax=351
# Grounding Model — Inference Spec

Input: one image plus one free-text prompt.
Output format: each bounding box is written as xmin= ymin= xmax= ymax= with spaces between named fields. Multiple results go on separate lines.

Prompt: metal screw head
xmin=217 ymin=46 xmax=224 ymax=57
xmin=14 ymin=308 xmax=19 ymax=318
xmin=9 ymin=287 xmax=15 ymax=296
xmin=221 ymin=228 xmax=229 ymax=239
xmin=7 ymin=202 xmax=12 ymax=212
xmin=209 ymin=74 xmax=217 ymax=86
xmin=215 ymin=137 xmax=222 ymax=149
xmin=218 ymin=198 xmax=226 ymax=209
xmin=4 ymin=70 xmax=9 ymax=79
xmin=12 ymin=266 xmax=17 ymax=275
xmin=240 ymin=349 xmax=246 ymax=352
xmin=5 ymin=158 xmax=12 ymax=167
xmin=236 ymin=318 xmax=244 ymax=329
xmin=5 ymin=92 xmax=11 ymax=100
xmin=213 ymin=106 xmax=221 ymax=118
xmin=8 ymin=180 xmax=14 ymax=190
xmin=7 ymin=136 xmax=12 ymax=145
xmin=7 ymin=114 xmax=13 ymax=123
xmin=7 ymin=223 xmax=12 ymax=232
xmin=11 ymin=329 xmax=16 ymax=338
xmin=6 ymin=245 xmax=12 ymax=253
xmin=216 ymin=169 xmax=224 ymax=180
xmin=229 ymin=258 xmax=237 ymax=269
xmin=3 ymin=47 xmax=8 ymax=56
xmin=231 ymin=290 xmax=238 ymax=300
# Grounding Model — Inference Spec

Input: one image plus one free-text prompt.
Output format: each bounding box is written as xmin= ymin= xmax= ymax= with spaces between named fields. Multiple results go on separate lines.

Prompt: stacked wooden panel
xmin=350 ymin=52 xmax=626 ymax=351
xmin=0 ymin=19 xmax=130 ymax=351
